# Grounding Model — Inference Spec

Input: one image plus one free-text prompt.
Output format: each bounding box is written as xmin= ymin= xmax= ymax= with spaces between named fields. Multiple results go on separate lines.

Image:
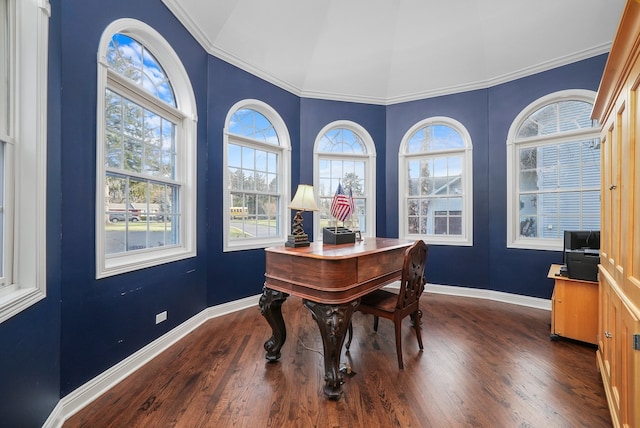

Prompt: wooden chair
xmin=346 ymin=239 xmax=428 ymax=369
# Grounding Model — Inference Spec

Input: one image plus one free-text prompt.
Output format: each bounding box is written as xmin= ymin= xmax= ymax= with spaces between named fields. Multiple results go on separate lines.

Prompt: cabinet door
xmin=626 ymin=67 xmax=640 ymax=307
xmin=601 ymin=125 xmax=613 ymax=269
xmin=599 ymin=278 xmax=613 ymax=389
xmin=599 ymin=276 xmax=622 ymax=423
xmin=609 ymin=291 xmax=622 ymax=423
xmin=598 ymin=278 xmax=609 ymax=368
xmin=619 ymin=302 xmax=639 ymax=427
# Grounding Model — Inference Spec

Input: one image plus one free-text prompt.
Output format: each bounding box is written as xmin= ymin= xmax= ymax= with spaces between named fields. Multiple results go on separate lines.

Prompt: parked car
xmin=108 ymin=202 xmax=142 ymax=223
xmin=109 ymin=212 xmax=140 ymax=223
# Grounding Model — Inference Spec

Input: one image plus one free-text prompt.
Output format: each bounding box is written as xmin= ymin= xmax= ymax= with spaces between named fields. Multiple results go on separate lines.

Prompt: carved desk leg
xmin=259 ymin=286 xmax=289 ymax=362
xmin=303 ymin=299 xmax=359 ymax=399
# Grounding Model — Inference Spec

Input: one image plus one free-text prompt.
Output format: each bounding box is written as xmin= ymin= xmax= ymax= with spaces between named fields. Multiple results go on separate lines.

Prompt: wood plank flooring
xmin=63 ymin=293 xmax=611 ymax=427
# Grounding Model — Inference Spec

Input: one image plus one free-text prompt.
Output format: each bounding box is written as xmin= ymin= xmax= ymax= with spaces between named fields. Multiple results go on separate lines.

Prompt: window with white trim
xmin=96 ymin=20 xmax=197 ymax=278
xmin=223 ymin=100 xmax=291 ymax=252
xmin=0 ymin=0 xmax=49 ymax=323
xmin=399 ymin=117 xmax=473 ymax=246
xmin=507 ymin=90 xmax=600 ymax=250
xmin=314 ymin=121 xmax=376 ymax=239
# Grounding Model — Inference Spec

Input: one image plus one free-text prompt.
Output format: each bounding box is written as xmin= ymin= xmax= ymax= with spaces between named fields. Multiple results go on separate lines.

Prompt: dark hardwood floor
xmin=64 ymin=293 xmax=611 ymax=427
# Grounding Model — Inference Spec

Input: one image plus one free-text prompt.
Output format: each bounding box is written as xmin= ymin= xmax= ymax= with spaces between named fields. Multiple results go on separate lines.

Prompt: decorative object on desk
xmin=323 ymin=226 xmax=356 ymax=244
xmin=324 ymin=183 xmax=356 ymax=244
xmin=330 ymin=182 xmax=353 ymax=222
xmin=286 ymin=184 xmax=318 ymax=247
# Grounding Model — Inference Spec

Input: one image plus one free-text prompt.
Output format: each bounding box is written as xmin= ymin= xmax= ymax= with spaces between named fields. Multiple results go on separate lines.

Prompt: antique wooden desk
xmin=259 ymin=237 xmax=412 ymax=399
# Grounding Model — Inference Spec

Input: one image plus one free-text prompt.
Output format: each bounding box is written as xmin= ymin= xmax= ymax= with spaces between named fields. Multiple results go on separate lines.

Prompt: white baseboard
xmin=43 ymin=286 xmax=550 ymax=427
xmin=381 ymin=281 xmax=551 ymax=310
xmin=424 ymin=283 xmax=552 ymax=311
xmin=43 ymin=294 xmax=261 ymax=428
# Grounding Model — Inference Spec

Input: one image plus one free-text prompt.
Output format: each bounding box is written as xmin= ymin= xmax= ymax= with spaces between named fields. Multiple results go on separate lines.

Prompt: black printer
xmin=564 ymin=230 xmax=600 ymax=282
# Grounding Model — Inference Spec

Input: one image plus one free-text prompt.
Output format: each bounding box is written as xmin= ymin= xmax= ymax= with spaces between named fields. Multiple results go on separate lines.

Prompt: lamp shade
xmin=288 ymin=184 xmax=319 ymax=211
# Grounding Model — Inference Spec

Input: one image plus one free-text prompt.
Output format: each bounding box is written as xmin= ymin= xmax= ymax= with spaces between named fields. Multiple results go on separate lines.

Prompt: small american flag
xmin=348 ymin=186 xmax=355 ymax=215
xmin=331 ymin=183 xmax=352 ymax=222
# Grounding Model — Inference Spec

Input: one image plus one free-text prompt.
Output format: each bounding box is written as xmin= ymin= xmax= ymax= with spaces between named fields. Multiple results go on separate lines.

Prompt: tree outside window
xmin=96 ymin=20 xmax=197 ymax=278
xmin=314 ymin=123 xmax=376 ymax=238
xmin=223 ymin=102 xmax=290 ymax=251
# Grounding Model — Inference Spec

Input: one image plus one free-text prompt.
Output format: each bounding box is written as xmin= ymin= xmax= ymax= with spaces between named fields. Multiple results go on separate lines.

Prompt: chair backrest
xmin=396 ymin=240 xmax=429 ymax=310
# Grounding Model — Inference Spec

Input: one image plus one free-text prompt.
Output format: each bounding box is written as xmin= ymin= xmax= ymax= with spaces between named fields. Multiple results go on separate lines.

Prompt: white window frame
xmin=506 ymin=89 xmax=599 ymax=251
xmin=0 ymin=0 xmax=50 ymax=323
xmin=96 ymin=19 xmax=197 ymax=278
xmin=313 ymin=120 xmax=376 ymax=240
xmin=398 ymin=117 xmax=473 ymax=246
xmin=223 ymin=99 xmax=291 ymax=252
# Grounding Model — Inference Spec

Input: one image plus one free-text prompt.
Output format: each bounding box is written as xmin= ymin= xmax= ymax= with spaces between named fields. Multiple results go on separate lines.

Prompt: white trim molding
xmin=0 ymin=0 xmax=49 ymax=324
xmin=222 ymin=99 xmax=292 ymax=252
xmin=95 ymin=19 xmax=198 ymax=278
xmin=312 ymin=120 xmax=377 ymax=240
xmin=398 ymin=117 xmax=473 ymax=246
xmin=506 ymin=89 xmax=599 ymax=251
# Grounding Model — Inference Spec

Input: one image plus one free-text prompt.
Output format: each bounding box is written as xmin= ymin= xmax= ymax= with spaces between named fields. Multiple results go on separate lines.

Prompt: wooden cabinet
xmin=548 ymin=264 xmax=598 ymax=345
xmin=598 ymin=269 xmax=640 ymax=428
xmin=592 ymin=1 xmax=640 ymax=427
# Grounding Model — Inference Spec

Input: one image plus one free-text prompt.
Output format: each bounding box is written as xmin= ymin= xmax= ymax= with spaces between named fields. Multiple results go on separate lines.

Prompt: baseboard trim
xmin=43 ymin=295 xmax=261 ymax=428
xmin=44 ymin=287 xmax=550 ymax=427
xmin=424 ymin=283 xmax=552 ymax=311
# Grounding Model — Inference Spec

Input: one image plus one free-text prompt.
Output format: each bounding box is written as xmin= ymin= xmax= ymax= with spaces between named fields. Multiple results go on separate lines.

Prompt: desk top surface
xmin=264 ymin=237 xmax=414 ymax=303
xmin=548 ymin=263 xmax=597 ymax=284
xmin=265 ymin=237 xmax=413 ymax=260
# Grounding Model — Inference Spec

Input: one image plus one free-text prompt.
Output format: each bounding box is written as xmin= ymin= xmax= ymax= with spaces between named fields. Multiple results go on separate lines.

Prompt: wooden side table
xmin=548 ymin=264 xmax=598 ymax=345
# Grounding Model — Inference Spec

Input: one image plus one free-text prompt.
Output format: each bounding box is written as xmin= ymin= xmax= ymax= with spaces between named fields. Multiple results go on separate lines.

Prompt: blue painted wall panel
xmin=386 ymin=90 xmax=491 ymax=290
xmin=206 ymin=56 xmax=301 ymax=306
xmin=300 ymin=98 xmax=387 ymax=235
xmin=486 ymin=55 xmax=608 ymax=297
xmin=58 ymin=0 xmax=209 ymax=395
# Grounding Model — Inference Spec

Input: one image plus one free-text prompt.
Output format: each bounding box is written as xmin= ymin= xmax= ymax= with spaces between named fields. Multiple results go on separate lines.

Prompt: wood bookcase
xmin=591 ymin=1 xmax=640 ymax=426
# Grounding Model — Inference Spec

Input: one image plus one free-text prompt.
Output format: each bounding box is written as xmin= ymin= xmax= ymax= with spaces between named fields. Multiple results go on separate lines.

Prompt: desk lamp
xmin=286 ymin=184 xmax=318 ymax=247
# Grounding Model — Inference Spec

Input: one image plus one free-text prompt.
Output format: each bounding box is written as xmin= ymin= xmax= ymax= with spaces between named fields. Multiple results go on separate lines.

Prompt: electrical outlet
xmin=155 ymin=311 xmax=167 ymax=324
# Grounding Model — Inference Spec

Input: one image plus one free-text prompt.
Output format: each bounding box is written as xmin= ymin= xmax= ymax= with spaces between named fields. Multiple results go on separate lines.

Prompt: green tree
xmin=342 ymin=172 xmax=362 ymax=196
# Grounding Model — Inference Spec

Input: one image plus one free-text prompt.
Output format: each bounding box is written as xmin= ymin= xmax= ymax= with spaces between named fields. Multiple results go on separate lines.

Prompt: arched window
xmin=314 ymin=121 xmax=376 ymax=239
xmin=507 ymin=90 xmax=600 ymax=250
xmin=399 ymin=117 xmax=473 ymax=246
xmin=223 ymin=100 xmax=291 ymax=251
xmin=96 ymin=19 xmax=197 ymax=278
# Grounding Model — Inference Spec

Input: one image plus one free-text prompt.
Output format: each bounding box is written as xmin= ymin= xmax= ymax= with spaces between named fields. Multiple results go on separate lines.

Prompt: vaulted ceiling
xmin=162 ymin=0 xmax=626 ymax=105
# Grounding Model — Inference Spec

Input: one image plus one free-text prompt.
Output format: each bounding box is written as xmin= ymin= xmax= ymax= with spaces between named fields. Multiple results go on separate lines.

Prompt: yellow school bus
xmin=230 ymin=206 xmax=248 ymax=219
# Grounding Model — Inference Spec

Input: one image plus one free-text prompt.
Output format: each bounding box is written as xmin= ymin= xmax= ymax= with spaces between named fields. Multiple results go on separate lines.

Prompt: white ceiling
xmin=162 ymin=0 xmax=626 ymax=105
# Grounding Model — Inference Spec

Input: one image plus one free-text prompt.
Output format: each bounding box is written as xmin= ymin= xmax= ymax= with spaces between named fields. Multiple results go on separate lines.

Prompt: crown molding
xmin=162 ymin=0 xmax=611 ymax=106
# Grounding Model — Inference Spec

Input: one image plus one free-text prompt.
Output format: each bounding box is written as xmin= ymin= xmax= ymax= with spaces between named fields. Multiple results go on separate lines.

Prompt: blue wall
xmin=486 ymin=56 xmax=607 ymax=297
xmin=57 ymin=0 xmax=209 ymax=395
xmin=385 ymin=55 xmax=607 ymax=298
xmin=206 ymin=56 xmax=301 ymax=306
xmin=300 ymin=99 xmax=387 ymax=236
xmin=0 ymin=0 xmax=608 ymax=425
xmin=386 ymin=90 xmax=491 ymax=290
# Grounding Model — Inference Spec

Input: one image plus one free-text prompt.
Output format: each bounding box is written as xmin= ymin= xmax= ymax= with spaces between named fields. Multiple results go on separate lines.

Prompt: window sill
xmin=0 ymin=286 xmax=46 ymax=324
xmin=507 ymin=239 xmax=563 ymax=251
xmin=403 ymin=234 xmax=472 ymax=247
xmin=97 ymin=246 xmax=196 ymax=279
xmin=223 ymin=237 xmax=287 ymax=252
